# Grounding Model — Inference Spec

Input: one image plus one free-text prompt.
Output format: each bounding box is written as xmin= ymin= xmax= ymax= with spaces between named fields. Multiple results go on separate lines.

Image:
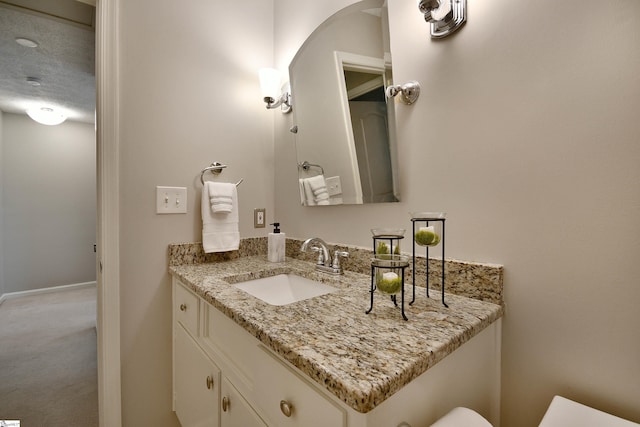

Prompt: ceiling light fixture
xmin=15 ymin=37 xmax=39 ymax=48
xmin=26 ymin=107 xmax=67 ymax=126
xmin=26 ymin=77 xmax=42 ymax=87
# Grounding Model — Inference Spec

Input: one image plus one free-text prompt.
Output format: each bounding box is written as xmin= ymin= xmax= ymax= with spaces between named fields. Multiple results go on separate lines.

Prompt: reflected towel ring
xmin=298 ymin=161 xmax=324 ymax=175
xmin=200 ymin=162 xmax=243 ymax=186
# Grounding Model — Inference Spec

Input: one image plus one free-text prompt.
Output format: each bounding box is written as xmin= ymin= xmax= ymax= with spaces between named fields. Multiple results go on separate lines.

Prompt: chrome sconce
xmin=386 ymin=81 xmax=421 ymax=105
xmin=418 ymin=0 xmax=466 ymax=39
xmin=259 ymin=68 xmax=292 ymax=113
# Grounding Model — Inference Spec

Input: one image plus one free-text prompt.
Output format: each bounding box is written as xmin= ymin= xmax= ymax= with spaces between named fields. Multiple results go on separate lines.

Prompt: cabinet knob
xmin=206 ymin=375 xmax=214 ymax=390
xmin=222 ymin=396 xmax=230 ymax=412
xmin=179 ymin=303 xmax=187 ymax=312
xmin=280 ymin=400 xmax=293 ymax=417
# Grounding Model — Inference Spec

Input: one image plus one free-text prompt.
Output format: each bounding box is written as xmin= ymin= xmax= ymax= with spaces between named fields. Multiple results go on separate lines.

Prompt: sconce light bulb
xmin=259 ymin=68 xmax=281 ymax=100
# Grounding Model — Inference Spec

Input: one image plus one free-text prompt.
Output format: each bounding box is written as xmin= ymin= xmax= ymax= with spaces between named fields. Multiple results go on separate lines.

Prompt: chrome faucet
xmin=300 ymin=237 xmax=349 ymax=275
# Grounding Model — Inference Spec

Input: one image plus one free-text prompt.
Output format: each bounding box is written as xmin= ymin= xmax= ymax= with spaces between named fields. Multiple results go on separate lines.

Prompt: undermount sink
xmin=234 ymin=274 xmax=338 ymax=306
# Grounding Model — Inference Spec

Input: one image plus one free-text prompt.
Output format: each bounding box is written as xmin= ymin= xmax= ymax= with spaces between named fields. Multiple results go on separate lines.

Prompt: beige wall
xmin=1 ymin=113 xmax=96 ymax=294
xmin=117 ymin=0 xmax=274 ymax=425
xmin=274 ymin=0 xmax=640 ymax=426
xmin=115 ymin=0 xmax=640 ymax=425
xmin=0 ymin=111 xmax=4 ymax=296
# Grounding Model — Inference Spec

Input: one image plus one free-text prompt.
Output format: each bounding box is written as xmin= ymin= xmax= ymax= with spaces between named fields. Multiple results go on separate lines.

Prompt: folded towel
xmin=202 ymin=182 xmax=239 ymax=253
xmin=298 ymin=179 xmax=307 ymax=206
xmin=208 ymin=182 xmax=235 ymax=213
xmin=301 ymin=175 xmax=330 ymax=206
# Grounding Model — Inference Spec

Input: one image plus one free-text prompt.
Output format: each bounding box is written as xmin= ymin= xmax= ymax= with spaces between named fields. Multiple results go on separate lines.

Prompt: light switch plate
xmin=156 ymin=186 xmax=187 ymax=214
xmin=254 ymin=208 xmax=266 ymax=228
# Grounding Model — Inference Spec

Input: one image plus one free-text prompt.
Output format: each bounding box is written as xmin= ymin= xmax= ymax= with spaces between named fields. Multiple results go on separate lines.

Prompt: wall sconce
xmin=259 ymin=68 xmax=292 ymax=113
xmin=386 ymin=81 xmax=421 ymax=105
xmin=418 ymin=0 xmax=466 ymax=39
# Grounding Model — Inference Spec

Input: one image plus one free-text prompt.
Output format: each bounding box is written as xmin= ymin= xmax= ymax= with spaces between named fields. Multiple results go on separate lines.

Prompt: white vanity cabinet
xmin=172 ymin=277 xmax=502 ymax=427
xmin=173 ymin=279 xmax=270 ymax=427
xmin=173 ymin=278 xmax=345 ymax=427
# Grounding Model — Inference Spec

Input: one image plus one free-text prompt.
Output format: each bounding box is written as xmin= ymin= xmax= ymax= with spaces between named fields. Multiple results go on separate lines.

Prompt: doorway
xmin=0 ymin=0 xmax=99 ymax=424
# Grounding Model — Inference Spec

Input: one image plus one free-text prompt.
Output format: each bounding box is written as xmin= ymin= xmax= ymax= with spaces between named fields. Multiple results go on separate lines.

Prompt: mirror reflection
xmin=290 ymin=0 xmax=400 ymax=205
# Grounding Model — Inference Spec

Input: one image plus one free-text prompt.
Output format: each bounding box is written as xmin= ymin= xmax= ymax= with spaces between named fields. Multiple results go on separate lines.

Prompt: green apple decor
xmin=376 ymin=271 xmax=402 ymax=294
xmin=414 ymin=225 xmax=440 ymax=246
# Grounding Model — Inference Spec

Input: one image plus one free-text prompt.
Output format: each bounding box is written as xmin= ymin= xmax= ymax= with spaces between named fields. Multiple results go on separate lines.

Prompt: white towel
xmin=298 ymin=179 xmax=307 ymax=206
xmin=301 ymin=175 xmax=330 ymax=206
xmin=208 ymin=182 xmax=234 ymax=213
xmin=202 ymin=182 xmax=239 ymax=253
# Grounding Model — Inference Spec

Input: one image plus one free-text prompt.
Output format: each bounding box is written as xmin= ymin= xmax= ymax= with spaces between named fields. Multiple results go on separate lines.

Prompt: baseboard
xmin=0 ymin=281 xmax=97 ymax=306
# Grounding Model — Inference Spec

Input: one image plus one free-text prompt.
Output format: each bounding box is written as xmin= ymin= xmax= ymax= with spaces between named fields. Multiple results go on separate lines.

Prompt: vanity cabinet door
xmin=174 ymin=323 xmax=220 ymax=427
xmin=220 ymin=376 xmax=267 ymax=427
xmin=254 ymin=345 xmax=346 ymax=427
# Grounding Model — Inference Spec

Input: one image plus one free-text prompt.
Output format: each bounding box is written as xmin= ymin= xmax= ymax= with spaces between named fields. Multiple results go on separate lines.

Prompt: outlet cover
xmin=326 ymin=176 xmax=343 ymax=196
xmin=254 ymin=208 xmax=266 ymax=228
xmin=156 ymin=186 xmax=187 ymax=214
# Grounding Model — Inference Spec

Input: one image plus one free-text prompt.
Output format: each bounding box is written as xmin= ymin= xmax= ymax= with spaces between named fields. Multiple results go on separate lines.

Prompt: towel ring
xmin=298 ymin=161 xmax=324 ymax=175
xmin=200 ymin=162 xmax=243 ymax=186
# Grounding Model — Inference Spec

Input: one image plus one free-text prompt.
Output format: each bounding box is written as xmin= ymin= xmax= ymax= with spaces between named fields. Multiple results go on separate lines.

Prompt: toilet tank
xmin=539 ymin=396 xmax=639 ymax=427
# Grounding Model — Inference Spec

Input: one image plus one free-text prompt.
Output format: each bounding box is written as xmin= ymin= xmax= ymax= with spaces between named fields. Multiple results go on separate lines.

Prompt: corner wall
xmin=1 ymin=113 xmax=96 ymax=294
xmin=274 ymin=0 xmax=640 ymax=426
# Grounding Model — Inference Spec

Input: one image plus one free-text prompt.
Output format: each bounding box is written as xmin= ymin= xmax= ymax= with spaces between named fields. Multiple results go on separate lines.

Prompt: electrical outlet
xmin=254 ymin=208 xmax=266 ymax=228
xmin=326 ymin=176 xmax=342 ymax=196
xmin=156 ymin=186 xmax=187 ymax=214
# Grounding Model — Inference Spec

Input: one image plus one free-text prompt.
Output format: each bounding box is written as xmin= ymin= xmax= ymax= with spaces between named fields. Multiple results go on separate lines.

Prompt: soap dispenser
xmin=268 ymin=222 xmax=286 ymax=263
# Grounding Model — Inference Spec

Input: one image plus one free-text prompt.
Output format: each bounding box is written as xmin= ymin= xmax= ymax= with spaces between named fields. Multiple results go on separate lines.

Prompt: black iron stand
xmin=411 ymin=217 xmax=448 ymax=308
xmin=367 ymin=260 xmax=409 ymax=321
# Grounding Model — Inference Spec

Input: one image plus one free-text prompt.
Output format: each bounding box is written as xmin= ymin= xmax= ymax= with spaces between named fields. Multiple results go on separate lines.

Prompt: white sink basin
xmin=234 ymin=274 xmax=338 ymax=306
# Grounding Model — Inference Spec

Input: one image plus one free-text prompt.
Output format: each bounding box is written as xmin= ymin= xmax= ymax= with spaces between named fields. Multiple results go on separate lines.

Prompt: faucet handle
xmin=331 ymin=250 xmax=349 ymax=270
xmin=310 ymin=246 xmax=325 ymax=265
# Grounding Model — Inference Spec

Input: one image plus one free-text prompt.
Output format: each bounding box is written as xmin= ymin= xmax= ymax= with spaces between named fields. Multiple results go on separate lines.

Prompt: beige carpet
xmin=0 ymin=286 xmax=98 ymax=426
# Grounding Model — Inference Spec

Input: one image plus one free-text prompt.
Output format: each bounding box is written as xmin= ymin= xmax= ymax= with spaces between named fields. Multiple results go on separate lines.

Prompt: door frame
xmin=96 ymin=0 xmax=122 ymax=425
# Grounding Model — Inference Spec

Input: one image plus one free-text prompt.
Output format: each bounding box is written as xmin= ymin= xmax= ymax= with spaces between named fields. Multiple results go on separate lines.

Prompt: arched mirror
xmin=290 ymin=0 xmax=400 ymax=206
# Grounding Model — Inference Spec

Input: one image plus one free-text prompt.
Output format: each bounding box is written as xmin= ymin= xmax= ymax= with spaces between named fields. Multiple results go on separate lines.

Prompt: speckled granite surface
xmin=170 ymin=238 xmax=504 ymax=305
xmin=169 ymin=243 xmax=504 ymax=413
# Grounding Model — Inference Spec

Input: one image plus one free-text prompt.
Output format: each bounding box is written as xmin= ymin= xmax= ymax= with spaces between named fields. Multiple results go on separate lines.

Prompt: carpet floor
xmin=0 ymin=286 xmax=98 ymax=426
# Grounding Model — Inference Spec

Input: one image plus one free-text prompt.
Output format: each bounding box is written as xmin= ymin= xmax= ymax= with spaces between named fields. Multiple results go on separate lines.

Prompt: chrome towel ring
xmin=200 ymin=162 xmax=243 ymax=186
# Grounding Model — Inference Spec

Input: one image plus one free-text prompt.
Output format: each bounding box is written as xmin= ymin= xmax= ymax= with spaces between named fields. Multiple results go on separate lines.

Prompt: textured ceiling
xmin=0 ymin=1 xmax=95 ymax=123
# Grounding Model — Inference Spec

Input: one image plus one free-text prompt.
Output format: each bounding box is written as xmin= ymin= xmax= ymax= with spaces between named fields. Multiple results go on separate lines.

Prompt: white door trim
xmin=96 ymin=0 xmax=122 ymax=425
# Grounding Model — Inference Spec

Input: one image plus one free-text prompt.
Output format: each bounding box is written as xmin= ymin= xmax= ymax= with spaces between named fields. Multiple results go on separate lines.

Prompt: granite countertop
xmin=169 ymin=256 xmax=503 ymax=413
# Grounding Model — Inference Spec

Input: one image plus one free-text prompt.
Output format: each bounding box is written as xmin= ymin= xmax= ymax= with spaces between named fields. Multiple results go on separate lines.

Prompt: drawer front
xmin=254 ymin=345 xmax=346 ymax=427
xmin=174 ymin=281 xmax=199 ymax=337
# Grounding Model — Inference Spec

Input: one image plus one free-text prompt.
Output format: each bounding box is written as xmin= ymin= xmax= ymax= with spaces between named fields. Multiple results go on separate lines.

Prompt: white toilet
xmin=429 ymin=396 xmax=639 ymax=427
xmin=539 ymin=395 xmax=639 ymax=427
xmin=429 ymin=407 xmax=493 ymax=427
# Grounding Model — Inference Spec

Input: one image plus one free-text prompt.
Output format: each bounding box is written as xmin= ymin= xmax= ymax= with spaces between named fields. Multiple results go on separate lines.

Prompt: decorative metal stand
xmin=411 ymin=213 xmax=448 ymax=307
xmin=367 ymin=255 xmax=410 ymax=321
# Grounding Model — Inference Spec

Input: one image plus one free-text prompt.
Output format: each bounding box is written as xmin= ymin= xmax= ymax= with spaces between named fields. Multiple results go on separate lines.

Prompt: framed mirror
xmin=290 ymin=0 xmax=400 ymax=206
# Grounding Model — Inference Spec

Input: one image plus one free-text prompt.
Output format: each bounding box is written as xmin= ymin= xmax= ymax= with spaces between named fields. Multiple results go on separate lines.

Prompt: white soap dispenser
xmin=268 ymin=222 xmax=286 ymax=263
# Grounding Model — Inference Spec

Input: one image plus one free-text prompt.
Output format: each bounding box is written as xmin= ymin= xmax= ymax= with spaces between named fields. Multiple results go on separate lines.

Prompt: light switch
xmin=156 ymin=186 xmax=187 ymax=214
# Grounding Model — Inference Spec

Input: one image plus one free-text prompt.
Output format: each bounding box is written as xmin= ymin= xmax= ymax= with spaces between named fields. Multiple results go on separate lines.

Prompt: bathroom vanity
xmin=169 ymin=246 xmax=503 ymax=427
